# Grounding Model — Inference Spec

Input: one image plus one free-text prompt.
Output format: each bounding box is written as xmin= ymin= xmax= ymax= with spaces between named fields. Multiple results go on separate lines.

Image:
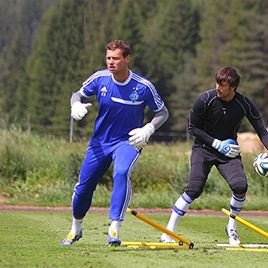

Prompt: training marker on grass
xmin=221 ymin=208 xmax=268 ymax=240
xmin=217 ymin=243 xmax=268 ymax=248
xmin=121 ymin=242 xmax=188 ymax=250
xmin=126 ymin=208 xmax=194 ymax=249
xmin=225 ymin=247 xmax=268 ymax=252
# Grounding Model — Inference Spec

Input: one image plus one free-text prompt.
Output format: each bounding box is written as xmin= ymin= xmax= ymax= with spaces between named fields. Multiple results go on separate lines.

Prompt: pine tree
xmin=0 ymin=0 xmax=57 ymax=125
xmin=0 ymin=31 xmax=27 ymax=122
xmin=111 ymin=0 xmax=145 ymax=74
xmin=142 ymin=0 xmax=200 ymax=134
xmin=25 ymin=0 xmax=88 ymax=137
xmin=84 ymin=0 xmax=120 ymax=74
xmin=194 ymin=0 xmax=232 ymax=92
xmin=51 ymin=0 xmax=86 ymax=137
xmin=222 ymin=0 xmax=268 ymax=126
xmin=193 ymin=0 xmax=268 ymax=130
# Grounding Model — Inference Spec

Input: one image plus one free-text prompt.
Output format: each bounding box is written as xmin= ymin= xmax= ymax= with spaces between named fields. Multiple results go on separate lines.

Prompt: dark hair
xmin=106 ymin=40 xmax=131 ymax=57
xmin=215 ymin=66 xmax=240 ymax=90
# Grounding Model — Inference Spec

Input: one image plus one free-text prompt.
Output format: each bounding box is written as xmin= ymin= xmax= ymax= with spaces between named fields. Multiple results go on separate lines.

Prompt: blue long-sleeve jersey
xmin=79 ymin=69 xmax=164 ymax=145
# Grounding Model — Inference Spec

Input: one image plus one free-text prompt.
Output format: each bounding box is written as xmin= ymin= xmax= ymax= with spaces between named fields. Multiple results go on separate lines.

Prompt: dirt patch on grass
xmin=0 ymin=204 xmax=267 ymax=217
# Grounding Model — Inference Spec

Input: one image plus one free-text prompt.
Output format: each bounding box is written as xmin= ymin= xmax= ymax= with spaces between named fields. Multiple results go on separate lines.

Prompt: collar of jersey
xmin=112 ymin=70 xmax=132 ymax=85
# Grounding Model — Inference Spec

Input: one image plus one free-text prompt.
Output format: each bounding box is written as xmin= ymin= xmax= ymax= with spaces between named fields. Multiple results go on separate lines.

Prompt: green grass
xmin=1 ymin=211 xmax=268 ymax=268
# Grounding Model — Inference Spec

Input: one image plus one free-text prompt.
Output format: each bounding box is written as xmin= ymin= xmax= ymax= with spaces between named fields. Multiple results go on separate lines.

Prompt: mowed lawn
xmin=0 ymin=210 xmax=268 ymax=268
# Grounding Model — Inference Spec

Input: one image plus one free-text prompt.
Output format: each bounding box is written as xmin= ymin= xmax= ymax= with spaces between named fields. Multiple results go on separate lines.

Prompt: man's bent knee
xmin=231 ymin=181 xmax=248 ymax=195
xmin=185 ymin=189 xmax=202 ymax=200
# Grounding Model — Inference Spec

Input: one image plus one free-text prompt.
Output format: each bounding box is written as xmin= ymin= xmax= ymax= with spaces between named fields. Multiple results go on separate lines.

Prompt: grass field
xmin=1 ymin=210 xmax=268 ymax=268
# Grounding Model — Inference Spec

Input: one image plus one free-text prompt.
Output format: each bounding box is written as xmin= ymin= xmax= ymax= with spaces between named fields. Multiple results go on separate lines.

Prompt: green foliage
xmin=0 ymin=0 xmax=58 ymax=124
xmin=1 ymin=0 xmax=268 ymax=138
xmin=84 ymin=0 xmax=119 ymax=73
xmin=65 ymin=152 xmax=84 ymax=184
xmin=25 ymin=0 xmax=86 ymax=137
xmin=194 ymin=0 xmax=268 ymax=127
xmin=0 ymin=126 xmax=83 ymax=196
xmin=0 ymin=145 xmax=29 ymax=181
xmin=141 ymin=0 xmax=200 ymax=132
xmin=194 ymin=0 xmax=232 ymax=91
xmin=222 ymin=0 xmax=268 ymax=119
xmin=112 ymin=0 xmax=146 ymax=74
xmin=131 ymin=143 xmax=190 ymax=192
xmin=0 ymin=128 xmax=267 ymax=210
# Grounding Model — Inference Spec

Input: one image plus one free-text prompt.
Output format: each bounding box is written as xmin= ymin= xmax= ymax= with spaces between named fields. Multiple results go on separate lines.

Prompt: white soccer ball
xmin=253 ymin=152 xmax=268 ymax=177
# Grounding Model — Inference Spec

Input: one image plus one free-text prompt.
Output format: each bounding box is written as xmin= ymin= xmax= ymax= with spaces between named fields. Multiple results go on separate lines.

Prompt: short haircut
xmin=215 ymin=66 xmax=240 ymax=90
xmin=106 ymin=40 xmax=131 ymax=57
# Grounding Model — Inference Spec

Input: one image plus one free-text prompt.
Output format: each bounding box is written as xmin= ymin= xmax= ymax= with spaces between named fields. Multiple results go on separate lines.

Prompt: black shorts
xmin=185 ymin=144 xmax=248 ymax=199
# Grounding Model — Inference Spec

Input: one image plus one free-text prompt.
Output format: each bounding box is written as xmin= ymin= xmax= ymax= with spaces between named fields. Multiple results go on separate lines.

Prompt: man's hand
xmin=128 ymin=123 xmax=155 ymax=149
xmin=71 ymin=102 xmax=92 ymax=121
xmin=212 ymin=138 xmax=240 ymax=158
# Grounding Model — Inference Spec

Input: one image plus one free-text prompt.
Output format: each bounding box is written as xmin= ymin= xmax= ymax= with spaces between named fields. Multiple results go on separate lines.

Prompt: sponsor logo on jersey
xmin=101 ymin=87 xmax=107 ymax=96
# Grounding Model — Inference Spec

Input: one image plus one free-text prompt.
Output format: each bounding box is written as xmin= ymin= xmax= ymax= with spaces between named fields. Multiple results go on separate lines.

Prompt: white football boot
xmin=159 ymin=233 xmax=176 ymax=243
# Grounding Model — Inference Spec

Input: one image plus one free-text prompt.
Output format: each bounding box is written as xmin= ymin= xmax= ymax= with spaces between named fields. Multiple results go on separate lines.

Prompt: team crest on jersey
xmin=100 ymin=87 xmax=107 ymax=96
xmin=129 ymin=90 xmax=139 ymax=102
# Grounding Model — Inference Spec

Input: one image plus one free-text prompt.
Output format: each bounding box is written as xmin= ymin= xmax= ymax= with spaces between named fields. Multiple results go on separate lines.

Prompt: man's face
xmin=216 ymin=81 xmax=235 ymax=101
xmin=105 ymin=48 xmax=130 ymax=75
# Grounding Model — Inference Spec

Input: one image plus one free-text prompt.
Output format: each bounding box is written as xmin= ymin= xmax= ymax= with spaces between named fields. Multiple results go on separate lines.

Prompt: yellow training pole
xmin=221 ymin=208 xmax=268 ymax=240
xmin=121 ymin=241 xmax=188 ymax=250
xmin=127 ymin=208 xmax=194 ymax=249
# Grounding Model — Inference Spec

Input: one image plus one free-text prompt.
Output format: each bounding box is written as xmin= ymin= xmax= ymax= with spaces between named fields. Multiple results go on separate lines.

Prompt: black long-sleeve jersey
xmin=188 ymin=89 xmax=268 ymax=149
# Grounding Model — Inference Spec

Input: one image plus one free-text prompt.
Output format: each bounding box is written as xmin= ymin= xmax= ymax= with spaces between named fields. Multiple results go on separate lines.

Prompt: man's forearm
xmin=150 ymin=106 xmax=169 ymax=130
xmin=70 ymin=91 xmax=83 ymax=106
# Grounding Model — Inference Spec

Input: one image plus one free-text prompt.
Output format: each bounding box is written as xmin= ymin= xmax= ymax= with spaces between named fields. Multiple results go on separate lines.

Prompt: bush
xmin=0 ymin=127 xmax=267 ymax=209
xmin=0 ymin=145 xmax=29 ymax=181
xmin=65 ymin=152 xmax=84 ymax=184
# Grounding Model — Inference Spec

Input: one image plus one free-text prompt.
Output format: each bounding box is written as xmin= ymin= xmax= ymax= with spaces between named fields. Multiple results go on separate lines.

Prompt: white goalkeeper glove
xmin=71 ymin=102 xmax=92 ymax=121
xmin=212 ymin=138 xmax=240 ymax=158
xmin=128 ymin=123 xmax=155 ymax=149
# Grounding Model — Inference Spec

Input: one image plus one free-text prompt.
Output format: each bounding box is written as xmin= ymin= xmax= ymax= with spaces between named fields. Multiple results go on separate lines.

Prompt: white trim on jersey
xmin=112 ymin=71 xmax=133 ymax=85
xmin=82 ymin=69 xmax=111 ymax=86
xmin=132 ymin=73 xmax=163 ymax=109
xmin=111 ymin=97 xmax=144 ymax=105
xmin=79 ymin=89 xmax=89 ymax=98
xmin=79 ymin=70 xmax=111 ymax=97
xmin=79 ymin=69 xmax=164 ymax=111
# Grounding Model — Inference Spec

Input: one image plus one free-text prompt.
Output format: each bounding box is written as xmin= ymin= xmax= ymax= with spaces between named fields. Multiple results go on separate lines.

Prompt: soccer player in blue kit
xmin=61 ymin=40 xmax=169 ymax=246
xmin=160 ymin=66 xmax=268 ymax=245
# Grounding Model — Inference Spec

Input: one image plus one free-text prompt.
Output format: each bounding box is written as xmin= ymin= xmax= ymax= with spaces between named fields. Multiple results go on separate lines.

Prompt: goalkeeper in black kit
xmin=161 ymin=66 xmax=268 ymax=245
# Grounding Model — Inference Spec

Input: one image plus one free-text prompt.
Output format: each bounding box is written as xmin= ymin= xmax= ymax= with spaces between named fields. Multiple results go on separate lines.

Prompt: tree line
xmin=1 ymin=0 xmax=268 ymax=141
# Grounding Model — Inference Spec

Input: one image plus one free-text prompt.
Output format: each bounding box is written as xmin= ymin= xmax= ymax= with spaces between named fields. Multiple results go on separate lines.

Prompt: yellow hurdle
xmin=225 ymin=247 xmax=268 ymax=252
xmin=221 ymin=208 xmax=268 ymax=240
xmin=121 ymin=241 xmax=188 ymax=250
xmin=127 ymin=208 xmax=194 ymax=249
